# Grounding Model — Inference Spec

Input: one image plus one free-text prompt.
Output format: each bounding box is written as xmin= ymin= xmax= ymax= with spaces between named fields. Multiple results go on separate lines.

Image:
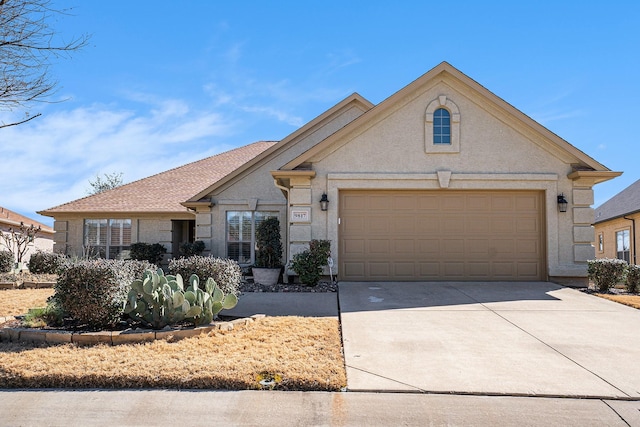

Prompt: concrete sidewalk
xmin=224 ymin=291 xmax=339 ymax=318
xmin=1 ymin=390 xmax=638 ymax=426
xmin=339 ymin=282 xmax=640 ymax=399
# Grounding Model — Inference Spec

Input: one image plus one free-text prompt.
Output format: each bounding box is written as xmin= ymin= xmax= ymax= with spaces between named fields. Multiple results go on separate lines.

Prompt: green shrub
xmin=587 ymin=258 xmax=628 ymax=293
xmin=124 ymin=269 xmax=238 ymax=329
xmin=626 ymin=264 xmax=640 ymax=293
xmin=55 ymin=259 xmax=154 ymax=329
xmin=255 ymin=217 xmax=283 ymax=268
xmin=28 ymin=250 xmax=67 ymax=274
xmin=23 ymin=298 xmax=64 ymax=328
xmin=0 ymin=250 xmax=13 ymax=273
xmin=168 ymin=256 xmax=241 ymax=296
xmin=129 ymin=242 xmax=167 ymax=265
xmin=179 ymin=240 xmax=205 ymax=257
xmin=290 ymin=240 xmax=331 ymax=287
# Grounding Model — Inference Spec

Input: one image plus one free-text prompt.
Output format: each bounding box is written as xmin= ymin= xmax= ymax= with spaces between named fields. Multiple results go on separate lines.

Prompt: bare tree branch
xmin=0 ymin=0 xmax=90 ymax=128
xmin=0 ymin=112 xmax=40 ymax=128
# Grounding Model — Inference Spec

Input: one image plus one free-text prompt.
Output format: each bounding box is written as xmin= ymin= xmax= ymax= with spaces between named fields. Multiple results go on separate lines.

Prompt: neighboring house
xmin=0 ymin=206 xmax=55 ymax=262
xmin=39 ymin=62 xmax=621 ymax=285
xmin=593 ymin=179 xmax=640 ymax=265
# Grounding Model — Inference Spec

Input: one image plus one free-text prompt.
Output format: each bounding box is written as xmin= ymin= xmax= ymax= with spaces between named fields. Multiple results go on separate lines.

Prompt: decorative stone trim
xmin=0 ymin=314 xmax=265 ymax=346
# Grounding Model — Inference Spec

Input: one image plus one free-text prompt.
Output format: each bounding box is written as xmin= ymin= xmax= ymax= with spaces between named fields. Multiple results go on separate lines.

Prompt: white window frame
xmin=616 ymin=229 xmax=630 ymax=263
xmin=226 ymin=211 xmax=277 ymax=265
xmin=83 ymin=218 xmax=131 ymax=259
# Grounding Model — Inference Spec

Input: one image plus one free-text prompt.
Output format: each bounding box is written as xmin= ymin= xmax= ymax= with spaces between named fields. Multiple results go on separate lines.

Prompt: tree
xmin=0 ymin=221 xmax=41 ymax=264
xmin=0 ymin=0 xmax=90 ymax=128
xmin=87 ymin=172 xmax=124 ymax=194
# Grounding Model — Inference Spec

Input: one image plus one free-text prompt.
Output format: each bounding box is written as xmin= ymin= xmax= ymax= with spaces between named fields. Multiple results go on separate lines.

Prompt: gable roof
xmin=184 ymin=93 xmax=374 ymax=205
xmin=0 ymin=207 xmax=54 ymax=235
xmin=595 ymin=179 xmax=640 ymax=224
xmin=38 ymin=141 xmax=277 ymax=216
xmin=279 ymin=62 xmax=615 ymax=173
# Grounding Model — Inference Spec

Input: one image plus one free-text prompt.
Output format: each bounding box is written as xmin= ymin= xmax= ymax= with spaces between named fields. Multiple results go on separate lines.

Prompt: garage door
xmin=339 ymin=190 xmax=545 ymax=281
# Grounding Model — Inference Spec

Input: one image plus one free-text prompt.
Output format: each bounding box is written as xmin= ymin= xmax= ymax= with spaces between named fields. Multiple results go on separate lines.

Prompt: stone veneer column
xmin=288 ymin=176 xmax=313 ymax=257
xmin=572 ymin=186 xmax=595 ymax=262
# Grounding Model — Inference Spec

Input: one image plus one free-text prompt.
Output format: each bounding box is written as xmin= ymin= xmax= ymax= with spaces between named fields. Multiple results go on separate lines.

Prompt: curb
xmin=0 ymin=314 xmax=266 ymax=346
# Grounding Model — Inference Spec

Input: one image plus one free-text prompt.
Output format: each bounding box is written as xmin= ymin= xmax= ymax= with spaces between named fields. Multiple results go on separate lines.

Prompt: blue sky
xmin=2 ymin=1 xmax=639 ymax=227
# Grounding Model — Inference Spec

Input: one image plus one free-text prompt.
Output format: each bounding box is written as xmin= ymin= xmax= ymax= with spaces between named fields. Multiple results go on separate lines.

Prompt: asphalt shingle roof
xmin=39 ymin=141 xmax=277 ymax=215
xmin=594 ymin=179 xmax=640 ymax=223
xmin=0 ymin=207 xmax=54 ymax=234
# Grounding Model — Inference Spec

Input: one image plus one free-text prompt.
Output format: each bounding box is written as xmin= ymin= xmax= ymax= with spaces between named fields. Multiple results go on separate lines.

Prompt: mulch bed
xmin=239 ymin=280 xmax=337 ymax=293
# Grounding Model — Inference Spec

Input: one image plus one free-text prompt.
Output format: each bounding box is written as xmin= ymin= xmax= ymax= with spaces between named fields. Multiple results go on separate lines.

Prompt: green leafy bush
xmin=626 ymin=264 xmax=640 ymax=293
xmin=0 ymin=250 xmax=13 ymax=273
xmin=168 ymin=256 xmax=241 ymax=296
xmin=55 ymin=259 xmax=154 ymax=329
xmin=255 ymin=217 xmax=283 ymax=268
xmin=129 ymin=242 xmax=167 ymax=265
xmin=587 ymin=258 xmax=627 ymax=293
xmin=124 ymin=269 xmax=238 ymax=329
xmin=28 ymin=250 xmax=67 ymax=274
xmin=23 ymin=298 xmax=64 ymax=328
xmin=179 ymin=240 xmax=205 ymax=257
xmin=290 ymin=240 xmax=331 ymax=287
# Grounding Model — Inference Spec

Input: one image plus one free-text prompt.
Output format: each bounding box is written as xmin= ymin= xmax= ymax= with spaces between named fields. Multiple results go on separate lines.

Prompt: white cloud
xmin=0 ymin=97 xmax=234 ymax=225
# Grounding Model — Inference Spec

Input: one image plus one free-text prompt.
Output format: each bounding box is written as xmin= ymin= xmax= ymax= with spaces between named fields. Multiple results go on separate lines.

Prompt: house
xmin=39 ymin=62 xmax=621 ymax=285
xmin=593 ymin=179 xmax=640 ymax=265
xmin=0 ymin=206 xmax=54 ymax=262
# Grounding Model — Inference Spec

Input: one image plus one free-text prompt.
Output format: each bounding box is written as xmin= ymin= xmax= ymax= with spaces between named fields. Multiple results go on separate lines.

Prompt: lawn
xmin=0 ymin=288 xmax=54 ymax=317
xmin=0 ymin=289 xmax=346 ymax=391
xmin=595 ymin=293 xmax=640 ymax=310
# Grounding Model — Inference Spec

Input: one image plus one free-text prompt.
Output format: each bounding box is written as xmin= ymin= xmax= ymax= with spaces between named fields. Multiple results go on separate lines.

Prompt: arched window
xmin=433 ymin=108 xmax=451 ymax=144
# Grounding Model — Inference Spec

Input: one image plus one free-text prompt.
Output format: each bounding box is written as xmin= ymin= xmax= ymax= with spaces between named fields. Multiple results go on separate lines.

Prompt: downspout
xmin=273 ymin=179 xmax=290 ymax=272
xmin=624 ymin=216 xmax=637 ymax=265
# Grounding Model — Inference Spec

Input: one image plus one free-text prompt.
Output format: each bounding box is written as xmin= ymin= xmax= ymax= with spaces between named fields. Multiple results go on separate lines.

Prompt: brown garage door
xmin=339 ymin=190 xmax=545 ymax=281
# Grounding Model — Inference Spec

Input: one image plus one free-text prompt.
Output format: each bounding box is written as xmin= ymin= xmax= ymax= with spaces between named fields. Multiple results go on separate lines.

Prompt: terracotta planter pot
xmin=252 ymin=268 xmax=281 ymax=286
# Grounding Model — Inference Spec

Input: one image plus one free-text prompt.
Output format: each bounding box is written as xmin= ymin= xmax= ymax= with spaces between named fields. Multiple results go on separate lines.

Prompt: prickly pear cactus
xmin=124 ymin=269 xmax=238 ymax=329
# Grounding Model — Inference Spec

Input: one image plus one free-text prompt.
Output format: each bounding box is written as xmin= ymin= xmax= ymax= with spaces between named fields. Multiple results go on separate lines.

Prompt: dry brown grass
xmin=0 ymin=317 xmax=346 ymax=391
xmin=0 ymin=288 xmax=54 ymax=317
xmin=596 ymin=293 xmax=640 ymax=310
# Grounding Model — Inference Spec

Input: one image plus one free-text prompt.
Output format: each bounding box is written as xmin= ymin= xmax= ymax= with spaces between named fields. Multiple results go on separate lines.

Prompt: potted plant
xmin=252 ymin=217 xmax=283 ymax=286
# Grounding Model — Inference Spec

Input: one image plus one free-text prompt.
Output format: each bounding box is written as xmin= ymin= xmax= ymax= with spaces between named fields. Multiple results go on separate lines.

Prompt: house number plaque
xmin=291 ymin=209 xmax=310 ymax=222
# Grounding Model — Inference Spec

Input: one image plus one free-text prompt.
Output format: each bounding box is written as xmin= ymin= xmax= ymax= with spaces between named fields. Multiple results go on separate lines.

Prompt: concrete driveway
xmin=339 ymin=282 xmax=640 ymax=398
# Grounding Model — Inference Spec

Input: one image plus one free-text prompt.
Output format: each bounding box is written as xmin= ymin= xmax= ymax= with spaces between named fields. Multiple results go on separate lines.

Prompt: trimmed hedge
xmin=54 ymin=259 xmax=154 ymax=329
xmin=587 ymin=258 xmax=627 ymax=293
xmin=626 ymin=264 xmax=640 ymax=293
xmin=168 ymin=256 xmax=241 ymax=296
xmin=0 ymin=250 xmax=13 ymax=273
xmin=129 ymin=242 xmax=167 ymax=265
xmin=28 ymin=250 xmax=67 ymax=274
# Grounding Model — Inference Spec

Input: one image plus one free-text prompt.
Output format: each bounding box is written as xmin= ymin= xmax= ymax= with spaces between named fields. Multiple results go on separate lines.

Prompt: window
xmin=424 ymin=95 xmax=460 ymax=153
xmin=84 ymin=219 xmax=131 ymax=259
xmin=433 ymin=108 xmax=451 ymax=144
xmin=598 ymin=233 xmax=604 ymax=252
xmin=616 ymin=229 xmax=630 ymax=263
xmin=226 ymin=211 xmax=277 ymax=264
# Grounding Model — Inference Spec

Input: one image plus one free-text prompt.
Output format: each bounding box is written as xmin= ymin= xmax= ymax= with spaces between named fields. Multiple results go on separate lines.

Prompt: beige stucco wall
xmin=295 ymin=78 xmax=598 ymax=282
xmin=196 ymin=102 xmax=370 ymax=262
xmin=51 ymin=213 xmax=193 ymax=259
xmin=0 ymin=232 xmax=53 ymax=264
xmin=594 ymin=214 xmax=639 ymax=264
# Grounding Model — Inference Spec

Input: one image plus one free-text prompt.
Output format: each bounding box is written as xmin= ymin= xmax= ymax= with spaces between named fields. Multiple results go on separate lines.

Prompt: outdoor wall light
xmin=557 ymin=194 xmax=568 ymax=213
xmin=319 ymin=193 xmax=329 ymax=211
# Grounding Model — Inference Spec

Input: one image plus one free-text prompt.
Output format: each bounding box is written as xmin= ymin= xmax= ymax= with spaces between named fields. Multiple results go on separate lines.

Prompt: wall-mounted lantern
xmin=557 ymin=194 xmax=568 ymax=213
xmin=319 ymin=193 xmax=329 ymax=211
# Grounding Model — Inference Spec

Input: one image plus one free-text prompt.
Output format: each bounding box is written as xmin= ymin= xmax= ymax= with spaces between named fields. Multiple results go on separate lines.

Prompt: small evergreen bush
xmin=290 ymin=240 xmax=331 ymax=287
xmin=179 ymin=240 xmax=206 ymax=257
xmin=168 ymin=255 xmax=241 ymax=296
xmin=626 ymin=264 xmax=640 ymax=293
xmin=255 ymin=217 xmax=283 ymax=268
xmin=129 ymin=242 xmax=167 ymax=265
xmin=587 ymin=258 xmax=627 ymax=293
xmin=55 ymin=259 xmax=154 ymax=329
xmin=28 ymin=250 xmax=67 ymax=274
xmin=0 ymin=250 xmax=13 ymax=273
